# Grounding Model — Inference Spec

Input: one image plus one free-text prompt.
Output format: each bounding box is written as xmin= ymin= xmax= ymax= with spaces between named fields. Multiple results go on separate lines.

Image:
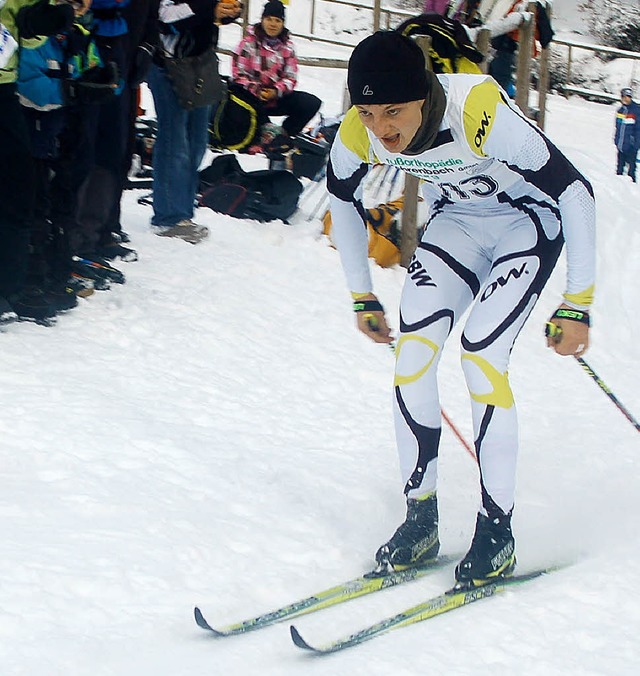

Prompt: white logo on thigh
xmin=362 ymin=85 xmax=373 ymax=96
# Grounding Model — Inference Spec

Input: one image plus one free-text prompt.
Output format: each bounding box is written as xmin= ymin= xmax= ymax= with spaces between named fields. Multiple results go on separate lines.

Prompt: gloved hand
xmin=130 ymin=42 xmax=154 ymax=88
xmin=545 ymin=305 xmax=590 ymax=357
xmin=63 ymin=61 xmax=119 ymax=106
xmin=16 ymin=0 xmax=74 ymax=39
xmin=352 ymin=293 xmax=393 ymax=344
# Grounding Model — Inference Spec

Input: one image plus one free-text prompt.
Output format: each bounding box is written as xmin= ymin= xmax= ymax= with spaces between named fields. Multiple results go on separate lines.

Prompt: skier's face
xmin=355 ymin=100 xmax=425 ymax=153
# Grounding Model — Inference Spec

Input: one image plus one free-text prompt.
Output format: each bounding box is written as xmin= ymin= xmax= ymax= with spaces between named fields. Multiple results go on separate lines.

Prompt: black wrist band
xmin=353 ymin=300 xmax=384 ymax=313
xmin=551 ymin=308 xmax=590 ymax=326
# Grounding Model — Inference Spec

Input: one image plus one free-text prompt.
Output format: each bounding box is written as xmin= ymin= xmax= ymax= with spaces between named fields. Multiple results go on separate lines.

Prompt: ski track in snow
xmin=1 ymin=40 xmax=639 ymax=676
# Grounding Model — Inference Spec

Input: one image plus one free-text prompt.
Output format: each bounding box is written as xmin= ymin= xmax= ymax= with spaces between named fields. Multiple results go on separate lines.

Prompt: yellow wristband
xmin=351 ymin=291 xmax=371 ymax=300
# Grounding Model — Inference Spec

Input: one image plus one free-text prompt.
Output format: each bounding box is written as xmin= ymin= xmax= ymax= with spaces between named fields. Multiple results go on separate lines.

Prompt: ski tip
xmin=290 ymin=625 xmax=315 ymax=651
xmin=194 ymin=607 xmax=215 ymax=632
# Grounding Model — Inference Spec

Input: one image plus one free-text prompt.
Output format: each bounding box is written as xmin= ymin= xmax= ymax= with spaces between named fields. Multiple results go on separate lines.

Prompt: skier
xmin=614 ymin=87 xmax=640 ymax=182
xmin=328 ymin=31 xmax=595 ymax=587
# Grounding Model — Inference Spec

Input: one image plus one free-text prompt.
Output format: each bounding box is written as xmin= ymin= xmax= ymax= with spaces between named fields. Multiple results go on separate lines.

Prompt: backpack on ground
xmin=289 ymin=118 xmax=341 ymax=181
xmin=199 ymin=154 xmax=303 ymax=222
xmin=290 ymin=132 xmax=331 ymax=181
xmin=209 ymin=82 xmax=261 ymax=152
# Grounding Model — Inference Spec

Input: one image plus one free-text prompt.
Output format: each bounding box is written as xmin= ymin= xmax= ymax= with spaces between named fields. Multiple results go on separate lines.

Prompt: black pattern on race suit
xmin=395 ymin=193 xmax=564 ymax=517
xmin=326 ymin=158 xmax=369 ymax=224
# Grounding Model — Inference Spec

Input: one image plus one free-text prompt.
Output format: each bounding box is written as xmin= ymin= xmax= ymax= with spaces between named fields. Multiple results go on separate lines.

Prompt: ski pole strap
xmin=550 ymin=308 xmax=590 ymax=326
xmin=353 ymin=300 xmax=384 ymax=313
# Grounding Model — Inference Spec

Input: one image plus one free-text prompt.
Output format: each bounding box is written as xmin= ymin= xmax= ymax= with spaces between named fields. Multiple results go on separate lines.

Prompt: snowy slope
xmin=1 ymin=45 xmax=639 ymax=676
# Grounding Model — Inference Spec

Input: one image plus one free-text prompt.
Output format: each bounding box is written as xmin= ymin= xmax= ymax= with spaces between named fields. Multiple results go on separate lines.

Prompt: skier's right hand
xmin=352 ymin=293 xmax=393 ymax=344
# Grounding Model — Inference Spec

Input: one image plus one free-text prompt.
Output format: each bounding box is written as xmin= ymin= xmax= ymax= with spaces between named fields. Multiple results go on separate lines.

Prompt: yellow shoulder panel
xmin=339 ymin=107 xmax=374 ymax=163
xmin=463 ymin=79 xmax=502 ymax=157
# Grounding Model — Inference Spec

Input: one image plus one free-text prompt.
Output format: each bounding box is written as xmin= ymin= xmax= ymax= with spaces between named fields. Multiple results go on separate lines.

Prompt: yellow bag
xmin=323 ymin=198 xmax=404 ymax=268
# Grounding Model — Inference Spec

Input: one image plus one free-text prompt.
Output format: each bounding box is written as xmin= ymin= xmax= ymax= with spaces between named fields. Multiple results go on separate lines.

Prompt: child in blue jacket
xmin=614 ymin=87 xmax=640 ymax=182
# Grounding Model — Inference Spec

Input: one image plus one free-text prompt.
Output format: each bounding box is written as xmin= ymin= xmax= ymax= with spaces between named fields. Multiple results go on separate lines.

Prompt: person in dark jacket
xmin=0 ymin=0 xmax=74 ymax=323
xmin=614 ymin=87 xmax=640 ymax=182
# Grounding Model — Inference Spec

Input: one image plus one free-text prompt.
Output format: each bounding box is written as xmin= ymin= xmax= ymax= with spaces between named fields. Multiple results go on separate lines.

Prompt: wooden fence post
xmin=515 ymin=2 xmax=536 ymax=116
xmin=537 ymin=5 xmax=552 ymax=130
xmin=399 ymin=35 xmax=432 ymax=269
xmin=373 ymin=0 xmax=381 ymax=33
xmin=476 ymin=27 xmax=492 ymax=74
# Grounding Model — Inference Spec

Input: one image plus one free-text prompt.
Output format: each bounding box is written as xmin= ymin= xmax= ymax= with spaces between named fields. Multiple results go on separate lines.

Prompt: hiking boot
xmin=264 ymin=132 xmax=293 ymax=155
xmin=7 ymin=287 xmax=57 ymax=325
xmin=0 ymin=296 xmax=18 ymax=326
xmin=95 ymin=241 xmax=138 ymax=262
xmin=375 ymin=494 xmax=440 ymax=571
xmin=455 ymin=512 xmax=516 ymax=587
xmin=72 ymin=256 xmax=125 ymax=285
xmin=68 ymin=273 xmax=96 ymax=297
xmin=155 ymin=219 xmax=209 ymax=245
xmin=44 ymin=282 xmax=78 ymax=313
xmin=112 ymin=231 xmax=131 ymax=244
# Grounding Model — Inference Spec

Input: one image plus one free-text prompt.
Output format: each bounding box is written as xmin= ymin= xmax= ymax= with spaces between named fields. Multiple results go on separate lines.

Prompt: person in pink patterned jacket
xmin=231 ymin=0 xmax=320 ymax=146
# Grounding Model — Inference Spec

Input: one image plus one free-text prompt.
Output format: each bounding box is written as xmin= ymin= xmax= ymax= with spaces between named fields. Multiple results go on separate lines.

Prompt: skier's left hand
xmin=545 ymin=304 xmax=590 ymax=357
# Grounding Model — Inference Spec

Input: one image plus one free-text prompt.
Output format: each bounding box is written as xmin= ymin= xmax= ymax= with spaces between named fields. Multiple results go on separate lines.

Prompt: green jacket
xmin=0 ymin=0 xmax=41 ymax=84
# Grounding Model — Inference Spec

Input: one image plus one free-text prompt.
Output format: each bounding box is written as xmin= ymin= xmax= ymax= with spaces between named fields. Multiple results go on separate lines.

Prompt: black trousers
xmin=70 ymin=86 xmax=130 ymax=254
xmin=261 ymin=90 xmax=322 ymax=137
xmin=0 ymin=85 xmax=34 ymax=298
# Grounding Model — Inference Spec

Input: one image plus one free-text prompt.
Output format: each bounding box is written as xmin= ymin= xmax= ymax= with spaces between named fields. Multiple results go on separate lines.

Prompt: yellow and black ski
xmin=291 ymin=568 xmax=556 ymax=654
xmin=194 ymin=555 xmax=457 ymax=637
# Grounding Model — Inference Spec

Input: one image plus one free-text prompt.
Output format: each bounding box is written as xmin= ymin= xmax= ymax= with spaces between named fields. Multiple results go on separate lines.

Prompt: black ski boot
xmin=375 ymin=494 xmax=440 ymax=571
xmin=455 ymin=512 xmax=516 ymax=587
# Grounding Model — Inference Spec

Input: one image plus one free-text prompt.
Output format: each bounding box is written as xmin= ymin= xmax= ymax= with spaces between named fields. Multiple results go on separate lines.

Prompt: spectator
xmin=614 ymin=87 xmax=640 ymax=182
xmin=17 ymin=0 xmax=117 ymax=316
xmin=62 ymin=0 xmax=137 ymax=278
xmin=231 ymin=0 xmax=321 ymax=153
xmin=0 ymin=0 xmax=74 ymax=323
xmin=147 ymin=0 xmax=241 ymax=244
xmin=423 ymin=0 xmax=450 ymax=15
xmin=488 ymin=33 xmax=517 ymax=96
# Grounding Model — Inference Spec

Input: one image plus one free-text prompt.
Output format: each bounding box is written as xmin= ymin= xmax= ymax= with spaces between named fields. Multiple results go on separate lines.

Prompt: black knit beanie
xmin=262 ymin=0 xmax=285 ymax=20
xmin=348 ymin=32 xmax=429 ymax=105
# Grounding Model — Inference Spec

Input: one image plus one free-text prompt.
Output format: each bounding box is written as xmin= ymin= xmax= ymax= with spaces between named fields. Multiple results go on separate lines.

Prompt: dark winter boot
xmin=0 ymin=296 xmax=18 ymax=327
xmin=44 ymin=281 xmax=78 ymax=313
xmin=7 ymin=287 xmax=57 ymax=325
xmin=455 ymin=512 xmax=516 ymax=587
xmin=375 ymin=494 xmax=440 ymax=570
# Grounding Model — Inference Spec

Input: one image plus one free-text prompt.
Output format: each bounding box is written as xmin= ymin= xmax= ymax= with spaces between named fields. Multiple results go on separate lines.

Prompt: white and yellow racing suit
xmin=328 ymin=74 xmax=595 ymax=517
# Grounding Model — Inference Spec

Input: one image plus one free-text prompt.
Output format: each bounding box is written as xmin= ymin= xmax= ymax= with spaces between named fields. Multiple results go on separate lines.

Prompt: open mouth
xmin=381 ymin=134 xmax=401 ymax=149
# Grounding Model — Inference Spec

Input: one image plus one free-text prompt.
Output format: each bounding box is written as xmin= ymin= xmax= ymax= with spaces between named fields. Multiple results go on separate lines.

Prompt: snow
xmin=2 ymin=9 xmax=640 ymax=676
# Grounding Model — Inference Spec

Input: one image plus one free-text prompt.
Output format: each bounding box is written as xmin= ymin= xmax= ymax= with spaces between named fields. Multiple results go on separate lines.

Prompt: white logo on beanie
xmin=362 ymin=85 xmax=373 ymax=96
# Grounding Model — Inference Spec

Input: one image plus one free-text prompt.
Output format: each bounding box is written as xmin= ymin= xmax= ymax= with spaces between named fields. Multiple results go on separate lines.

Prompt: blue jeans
xmin=147 ymin=64 xmax=211 ymax=227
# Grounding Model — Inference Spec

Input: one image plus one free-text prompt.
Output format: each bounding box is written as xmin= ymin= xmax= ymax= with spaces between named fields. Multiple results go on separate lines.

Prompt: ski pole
xmin=574 ymin=356 xmax=640 ymax=432
xmin=441 ymin=408 xmax=476 ymax=461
